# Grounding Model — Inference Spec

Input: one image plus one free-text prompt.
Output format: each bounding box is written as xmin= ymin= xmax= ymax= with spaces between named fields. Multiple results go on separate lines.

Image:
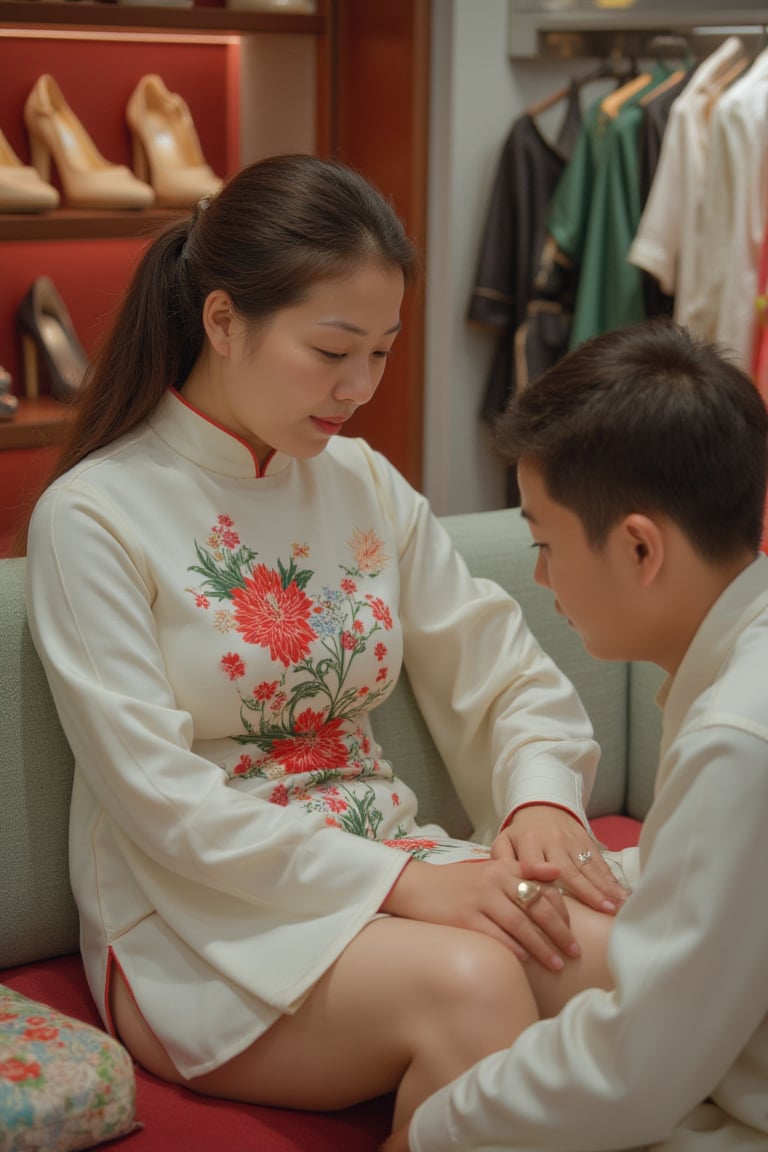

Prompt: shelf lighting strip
xmin=0 ymin=27 xmax=240 ymax=45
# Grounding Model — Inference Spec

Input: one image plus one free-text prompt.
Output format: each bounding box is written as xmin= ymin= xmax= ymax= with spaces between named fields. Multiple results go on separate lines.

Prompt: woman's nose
xmin=335 ymin=363 xmax=379 ymax=405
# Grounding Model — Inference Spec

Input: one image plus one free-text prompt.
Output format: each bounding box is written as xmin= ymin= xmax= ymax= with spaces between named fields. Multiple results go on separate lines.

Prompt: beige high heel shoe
xmin=24 ymin=75 xmax=154 ymax=210
xmin=0 ymin=128 xmax=59 ymax=213
xmin=126 ymin=74 xmax=222 ymax=208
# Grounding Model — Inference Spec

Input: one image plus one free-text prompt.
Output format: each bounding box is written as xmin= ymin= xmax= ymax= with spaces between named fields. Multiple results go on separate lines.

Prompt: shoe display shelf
xmin=0 ymin=0 xmax=334 ymax=554
xmin=0 ymin=0 xmax=429 ymax=558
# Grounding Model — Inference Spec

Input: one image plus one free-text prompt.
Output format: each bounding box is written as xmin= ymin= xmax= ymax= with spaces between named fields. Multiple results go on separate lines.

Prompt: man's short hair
xmin=495 ymin=321 xmax=768 ymax=560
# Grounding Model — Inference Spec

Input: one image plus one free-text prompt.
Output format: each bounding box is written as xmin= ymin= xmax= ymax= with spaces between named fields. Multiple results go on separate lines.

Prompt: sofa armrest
xmin=0 ymin=558 xmax=79 ymax=968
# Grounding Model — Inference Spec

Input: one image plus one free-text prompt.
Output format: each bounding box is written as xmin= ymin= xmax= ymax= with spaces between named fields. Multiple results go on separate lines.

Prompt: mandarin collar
xmin=658 ymin=555 xmax=768 ymax=760
xmin=147 ymin=388 xmax=292 ymax=479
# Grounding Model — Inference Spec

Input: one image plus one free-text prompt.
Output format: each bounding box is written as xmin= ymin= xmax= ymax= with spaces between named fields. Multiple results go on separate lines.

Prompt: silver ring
xmin=577 ymin=851 xmax=593 ymax=866
xmin=512 ymin=879 xmax=542 ymax=911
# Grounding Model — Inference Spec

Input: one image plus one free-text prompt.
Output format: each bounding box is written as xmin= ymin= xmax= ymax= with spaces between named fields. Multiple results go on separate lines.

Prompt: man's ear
xmin=621 ymin=513 xmax=665 ymax=587
xmin=202 ymin=290 xmax=235 ymax=356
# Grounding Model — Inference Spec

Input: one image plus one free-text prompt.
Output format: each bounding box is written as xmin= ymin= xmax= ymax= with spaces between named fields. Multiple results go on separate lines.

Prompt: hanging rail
xmin=507 ymin=3 xmax=768 ymax=60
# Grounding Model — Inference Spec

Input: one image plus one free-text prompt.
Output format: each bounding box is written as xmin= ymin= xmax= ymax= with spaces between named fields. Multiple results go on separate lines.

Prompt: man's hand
xmin=491 ymin=804 xmax=628 ymax=912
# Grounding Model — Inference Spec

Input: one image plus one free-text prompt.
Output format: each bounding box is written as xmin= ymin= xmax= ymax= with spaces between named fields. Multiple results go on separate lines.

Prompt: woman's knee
xmin=410 ymin=928 xmax=537 ymax=1031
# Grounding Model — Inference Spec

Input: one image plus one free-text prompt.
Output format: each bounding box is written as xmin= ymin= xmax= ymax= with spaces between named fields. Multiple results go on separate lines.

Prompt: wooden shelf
xmin=0 ymin=207 xmax=189 ymax=242
xmin=0 ymin=396 xmax=72 ymax=450
xmin=0 ymin=1 xmax=326 ymax=34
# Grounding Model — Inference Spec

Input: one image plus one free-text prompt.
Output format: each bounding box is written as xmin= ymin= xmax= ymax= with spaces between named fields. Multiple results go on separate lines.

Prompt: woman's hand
xmin=491 ymin=804 xmax=628 ymax=913
xmin=380 ymin=856 xmax=580 ymax=971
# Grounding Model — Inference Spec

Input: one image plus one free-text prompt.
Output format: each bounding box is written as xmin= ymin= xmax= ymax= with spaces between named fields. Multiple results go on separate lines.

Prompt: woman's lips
xmin=311 ymin=416 xmax=347 ymax=435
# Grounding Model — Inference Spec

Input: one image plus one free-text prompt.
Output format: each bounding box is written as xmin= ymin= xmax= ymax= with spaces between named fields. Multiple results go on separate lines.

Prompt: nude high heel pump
xmin=0 ymin=128 xmax=59 ymax=213
xmin=24 ymin=75 xmax=154 ymax=210
xmin=18 ymin=276 xmax=89 ymax=403
xmin=126 ymin=74 xmax=222 ymax=208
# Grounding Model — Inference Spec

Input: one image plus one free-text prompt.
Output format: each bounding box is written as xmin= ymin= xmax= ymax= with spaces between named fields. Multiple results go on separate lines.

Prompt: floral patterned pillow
xmin=0 ymin=985 xmax=138 ymax=1152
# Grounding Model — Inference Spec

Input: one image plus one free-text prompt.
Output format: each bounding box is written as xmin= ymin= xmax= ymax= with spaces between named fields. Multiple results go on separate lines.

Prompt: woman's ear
xmin=622 ymin=513 xmax=665 ymax=587
xmin=202 ymin=290 xmax=235 ymax=356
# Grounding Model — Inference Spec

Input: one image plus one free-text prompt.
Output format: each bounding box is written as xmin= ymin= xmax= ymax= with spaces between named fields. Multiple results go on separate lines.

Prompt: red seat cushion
xmin=591 ymin=813 xmax=642 ymax=851
xmin=0 ymin=955 xmax=392 ymax=1152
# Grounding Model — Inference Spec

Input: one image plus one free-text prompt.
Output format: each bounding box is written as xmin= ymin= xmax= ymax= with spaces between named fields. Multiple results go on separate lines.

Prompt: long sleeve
xmin=361 ymin=442 xmax=599 ymax=840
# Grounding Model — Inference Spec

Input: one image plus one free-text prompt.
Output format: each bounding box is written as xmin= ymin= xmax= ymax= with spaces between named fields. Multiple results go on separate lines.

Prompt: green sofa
xmin=0 ymin=507 xmax=663 ymax=1151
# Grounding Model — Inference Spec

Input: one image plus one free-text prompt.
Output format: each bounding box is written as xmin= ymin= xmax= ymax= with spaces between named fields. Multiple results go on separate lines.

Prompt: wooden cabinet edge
xmin=0 ymin=398 xmax=73 ymax=451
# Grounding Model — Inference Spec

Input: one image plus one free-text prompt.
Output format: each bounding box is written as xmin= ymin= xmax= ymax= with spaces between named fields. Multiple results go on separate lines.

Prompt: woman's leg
xmin=110 ymin=916 xmax=538 ymax=1129
xmin=524 ymin=896 xmax=614 ymax=1018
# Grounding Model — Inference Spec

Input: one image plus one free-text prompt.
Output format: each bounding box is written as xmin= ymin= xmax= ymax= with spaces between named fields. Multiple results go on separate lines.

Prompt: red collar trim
xmin=169 ymin=387 xmax=277 ymax=477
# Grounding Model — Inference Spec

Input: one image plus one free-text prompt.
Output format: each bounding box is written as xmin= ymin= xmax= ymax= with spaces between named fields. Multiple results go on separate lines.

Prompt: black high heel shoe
xmin=17 ymin=276 xmax=89 ymax=402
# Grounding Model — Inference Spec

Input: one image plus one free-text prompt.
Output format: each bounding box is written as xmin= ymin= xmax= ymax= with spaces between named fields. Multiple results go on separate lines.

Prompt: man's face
xmin=517 ymin=458 xmax=638 ymax=663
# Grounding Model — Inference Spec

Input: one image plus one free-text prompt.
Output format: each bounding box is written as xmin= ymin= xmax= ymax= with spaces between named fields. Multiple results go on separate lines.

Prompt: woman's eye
xmin=372 ymin=349 xmax=391 ymax=360
xmin=317 ymin=349 xmax=346 ymax=361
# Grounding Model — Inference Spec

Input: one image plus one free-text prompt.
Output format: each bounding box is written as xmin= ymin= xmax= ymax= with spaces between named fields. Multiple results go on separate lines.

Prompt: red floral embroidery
xmin=269 ymin=784 xmax=290 ymax=806
xmin=220 ymin=652 xmax=246 ymax=680
xmin=366 ymin=595 xmax=393 ymax=630
xmin=318 ymin=786 xmax=349 ymax=813
xmin=382 ymin=837 xmax=438 ymax=853
xmin=271 ymin=708 xmax=347 ymax=774
xmin=341 ymin=577 xmax=357 ymax=594
xmin=253 ymin=680 xmax=279 ymax=701
xmin=376 ymin=666 xmax=388 ymax=682
xmin=375 ymin=642 xmax=387 ymax=661
xmin=231 ymin=564 xmax=316 ymax=666
xmin=341 ymin=631 xmax=357 ymax=651
xmin=233 ymin=754 xmax=253 ymax=776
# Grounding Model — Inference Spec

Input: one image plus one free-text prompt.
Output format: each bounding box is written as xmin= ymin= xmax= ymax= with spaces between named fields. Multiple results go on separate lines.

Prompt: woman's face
xmin=186 ymin=260 xmax=405 ymax=466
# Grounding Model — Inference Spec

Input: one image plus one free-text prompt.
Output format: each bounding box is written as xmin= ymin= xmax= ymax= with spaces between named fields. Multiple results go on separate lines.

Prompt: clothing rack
xmin=507 ymin=3 xmax=768 ymax=60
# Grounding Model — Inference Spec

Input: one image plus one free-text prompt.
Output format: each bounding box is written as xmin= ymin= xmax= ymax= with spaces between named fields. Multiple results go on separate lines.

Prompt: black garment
xmin=468 ymin=82 xmax=582 ymax=425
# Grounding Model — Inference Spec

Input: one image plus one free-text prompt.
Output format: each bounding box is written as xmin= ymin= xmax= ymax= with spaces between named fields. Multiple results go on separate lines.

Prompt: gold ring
xmin=513 ymin=879 xmax=542 ymax=911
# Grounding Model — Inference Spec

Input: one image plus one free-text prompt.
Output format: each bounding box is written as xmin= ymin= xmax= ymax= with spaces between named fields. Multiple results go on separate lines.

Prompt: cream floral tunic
xmin=26 ymin=389 xmax=598 ymax=1078
xmin=186 ymin=510 xmax=486 ymax=861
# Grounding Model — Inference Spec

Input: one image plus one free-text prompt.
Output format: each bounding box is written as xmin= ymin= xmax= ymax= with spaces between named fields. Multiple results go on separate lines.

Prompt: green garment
xmin=547 ymin=66 xmax=672 ymax=349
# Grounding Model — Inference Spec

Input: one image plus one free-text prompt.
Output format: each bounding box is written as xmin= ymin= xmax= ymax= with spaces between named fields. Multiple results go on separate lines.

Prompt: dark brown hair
xmin=495 ymin=321 xmax=768 ymax=561
xmin=42 ymin=153 xmax=419 ymax=492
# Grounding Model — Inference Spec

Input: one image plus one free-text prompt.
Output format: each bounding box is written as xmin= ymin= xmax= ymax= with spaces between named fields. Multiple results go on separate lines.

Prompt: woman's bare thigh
xmin=525 ymin=896 xmax=615 ymax=1017
xmin=110 ymin=915 xmax=537 ymax=1113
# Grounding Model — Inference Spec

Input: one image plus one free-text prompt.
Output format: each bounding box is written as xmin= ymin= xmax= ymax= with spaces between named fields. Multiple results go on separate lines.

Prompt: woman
xmin=25 ymin=154 xmax=622 ymax=1132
